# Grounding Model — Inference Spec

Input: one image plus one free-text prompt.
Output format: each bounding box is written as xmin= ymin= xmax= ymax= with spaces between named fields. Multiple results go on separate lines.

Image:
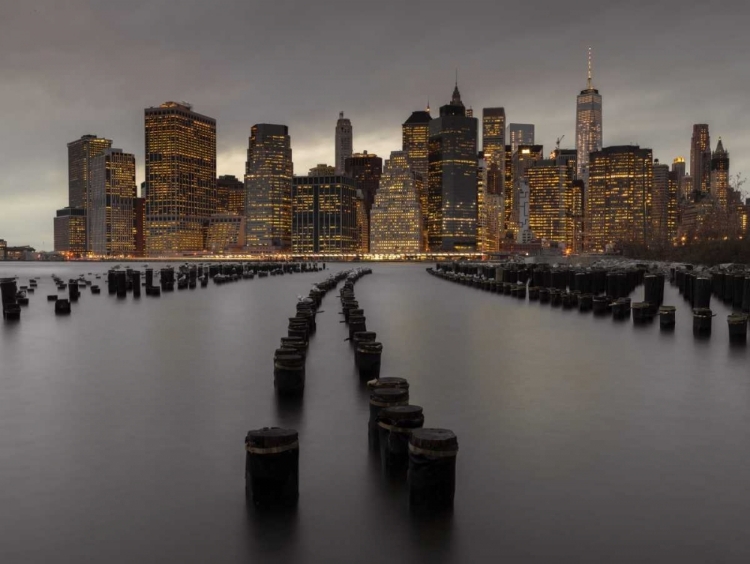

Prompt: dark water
xmin=1 ymin=262 xmax=750 ymax=563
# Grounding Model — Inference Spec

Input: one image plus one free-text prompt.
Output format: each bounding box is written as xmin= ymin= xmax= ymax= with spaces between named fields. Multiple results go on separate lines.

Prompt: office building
xmin=244 ymin=124 xmax=293 ymax=252
xmin=53 ymin=207 xmax=86 ymax=254
xmin=526 ymin=157 xmax=573 ymax=243
xmin=217 ymin=175 xmax=245 ymax=216
xmin=651 ymin=160 xmax=670 ymax=247
xmin=67 ymin=134 xmax=112 ymax=210
xmin=402 ymin=108 xmax=432 ymax=246
xmin=134 ymin=197 xmax=145 ymax=257
xmin=575 ymin=48 xmax=603 ymax=180
xmin=370 ymin=151 xmax=422 ymax=254
xmin=690 ymin=124 xmax=711 ymax=198
xmin=206 ymin=215 xmax=246 ymax=252
xmin=88 ymin=148 xmax=136 ymax=256
xmin=144 ymin=101 xmax=217 ymax=255
xmin=482 ymin=108 xmax=506 ymax=197
xmin=344 ymin=151 xmax=382 ymax=219
xmin=335 ymin=112 xmax=353 ymax=175
xmin=710 ymin=139 xmax=729 ymax=209
xmin=355 ymin=189 xmax=369 ymax=253
xmin=427 ymin=82 xmax=478 ymax=251
xmin=292 ymin=168 xmax=358 ymax=253
xmin=507 ymin=123 xmax=534 ymax=152
xmin=586 ymin=145 xmax=653 ymax=252
xmin=511 ymin=145 xmax=544 ymax=229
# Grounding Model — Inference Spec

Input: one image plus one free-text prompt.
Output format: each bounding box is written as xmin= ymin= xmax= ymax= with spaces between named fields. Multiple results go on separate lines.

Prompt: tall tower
xmin=482 ymin=108 xmax=506 ymax=196
xmin=335 ymin=112 xmax=353 ymax=175
xmin=690 ymin=124 xmax=711 ymax=198
xmin=575 ymin=48 xmax=603 ymax=181
xmin=144 ymin=101 xmax=216 ymax=255
xmin=507 ymin=124 xmax=535 ymax=152
xmin=427 ymin=81 xmax=478 ymax=251
xmin=651 ymin=159 xmax=670 ymax=247
xmin=710 ymin=139 xmax=729 ymax=210
xmin=245 ymin=124 xmax=293 ymax=252
xmin=88 ymin=148 xmax=137 ymax=256
xmin=402 ymin=106 xmax=432 ymax=246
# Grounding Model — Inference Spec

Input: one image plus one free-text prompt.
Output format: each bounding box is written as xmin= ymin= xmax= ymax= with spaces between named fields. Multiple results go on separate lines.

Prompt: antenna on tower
xmin=587 ymin=47 xmax=593 ymax=89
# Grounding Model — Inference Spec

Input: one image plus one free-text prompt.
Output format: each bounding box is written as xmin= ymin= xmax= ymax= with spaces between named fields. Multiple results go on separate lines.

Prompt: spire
xmin=716 ymin=137 xmax=725 ymax=154
xmin=451 ymin=69 xmax=463 ymax=106
xmin=587 ymin=47 xmax=593 ymax=89
xmin=426 ymin=98 xmax=431 ymax=114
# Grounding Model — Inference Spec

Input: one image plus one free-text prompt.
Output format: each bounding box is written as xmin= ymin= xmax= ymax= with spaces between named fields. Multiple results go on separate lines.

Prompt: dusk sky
xmin=1 ymin=0 xmax=748 ymax=249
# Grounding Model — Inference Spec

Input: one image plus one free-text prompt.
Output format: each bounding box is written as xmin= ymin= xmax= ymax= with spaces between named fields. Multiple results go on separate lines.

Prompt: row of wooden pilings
xmin=426 ymin=262 xmax=694 ymax=327
xmin=1 ymin=262 xmax=323 ymax=319
xmin=340 ymin=269 xmax=459 ymax=511
xmin=245 ymin=268 xmax=363 ymax=507
xmin=673 ymin=266 xmax=750 ymax=341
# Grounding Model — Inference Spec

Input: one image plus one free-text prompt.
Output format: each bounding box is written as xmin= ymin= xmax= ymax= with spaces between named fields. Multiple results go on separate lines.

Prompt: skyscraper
xmin=690 ymin=124 xmax=711 ymax=198
xmin=344 ymin=151 xmax=382 ymax=221
xmin=427 ymin=82 xmax=478 ymax=251
xmin=67 ymin=134 xmax=113 ymax=210
xmin=144 ymin=101 xmax=216 ymax=255
xmin=53 ymin=207 xmax=86 ymax=254
xmin=335 ymin=112 xmax=353 ymax=175
xmin=244 ymin=124 xmax=293 ymax=252
xmin=575 ymin=48 xmax=603 ymax=180
xmin=710 ymin=139 xmax=729 ymax=209
xmin=507 ymin=123 xmax=535 ymax=152
xmin=511 ymin=144 xmax=544 ymax=229
xmin=402 ymin=108 xmax=432 ymax=242
xmin=370 ymin=151 xmax=422 ymax=254
xmin=671 ymin=157 xmax=687 ymax=197
xmin=292 ymin=168 xmax=358 ymax=253
xmin=476 ymin=154 xmax=502 ymax=252
xmin=526 ymin=156 xmax=574 ymax=244
xmin=88 ymin=148 xmax=137 ymax=256
xmin=651 ymin=159 xmax=670 ymax=247
xmin=482 ymin=108 xmax=506 ymax=196
xmin=586 ymin=145 xmax=653 ymax=252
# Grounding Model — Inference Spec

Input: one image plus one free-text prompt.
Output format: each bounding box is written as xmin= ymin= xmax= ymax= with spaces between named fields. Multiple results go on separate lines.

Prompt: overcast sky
xmin=1 ymin=0 xmax=748 ymax=249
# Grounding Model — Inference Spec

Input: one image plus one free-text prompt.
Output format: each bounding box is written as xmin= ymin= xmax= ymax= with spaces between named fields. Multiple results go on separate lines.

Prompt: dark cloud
xmin=0 ymin=0 xmax=748 ymax=248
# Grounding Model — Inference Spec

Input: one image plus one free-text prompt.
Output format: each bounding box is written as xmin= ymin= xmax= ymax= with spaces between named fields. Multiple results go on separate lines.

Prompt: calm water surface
xmin=1 ymin=262 xmax=750 ymax=563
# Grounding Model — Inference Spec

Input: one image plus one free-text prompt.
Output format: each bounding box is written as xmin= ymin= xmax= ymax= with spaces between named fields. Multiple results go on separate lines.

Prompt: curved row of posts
xmin=341 ymin=269 xmax=459 ymax=511
xmin=1 ymin=262 xmax=323 ymax=320
xmin=672 ymin=266 xmax=750 ymax=341
xmin=245 ymin=267 xmax=363 ymax=507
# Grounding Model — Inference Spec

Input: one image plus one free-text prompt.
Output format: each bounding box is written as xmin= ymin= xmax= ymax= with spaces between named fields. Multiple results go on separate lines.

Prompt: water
xmin=1 ymin=262 xmax=750 ymax=563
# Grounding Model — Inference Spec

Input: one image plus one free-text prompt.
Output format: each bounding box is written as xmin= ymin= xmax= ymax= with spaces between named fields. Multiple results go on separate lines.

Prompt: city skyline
xmin=0 ymin=1 xmax=748 ymax=249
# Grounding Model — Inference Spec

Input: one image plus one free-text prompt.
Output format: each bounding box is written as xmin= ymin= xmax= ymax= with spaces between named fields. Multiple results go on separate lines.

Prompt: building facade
xmin=370 ymin=151 xmax=422 ymax=254
xmin=88 ymin=149 xmax=137 ymax=256
xmin=335 ymin=112 xmax=353 ymax=175
xmin=650 ymin=160 xmax=670 ymax=247
xmin=206 ymin=215 xmax=246 ymax=252
xmin=507 ymin=123 xmax=534 ymax=152
xmin=710 ymin=139 xmax=729 ymax=209
xmin=482 ymin=107 xmax=506 ymax=199
xmin=575 ymin=49 xmax=603 ymax=180
xmin=53 ymin=207 xmax=86 ymax=254
xmin=402 ymin=109 xmax=432 ymax=247
xmin=526 ymin=158 xmax=573 ymax=244
xmin=144 ymin=101 xmax=217 ymax=255
xmin=344 ymin=151 xmax=382 ymax=222
xmin=244 ymin=124 xmax=293 ymax=252
xmin=291 ymin=170 xmax=358 ymax=253
xmin=427 ymin=83 xmax=478 ymax=251
xmin=217 ymin=175 xmax=245 ymax=216
xmin=586 ymin=145 xmax=654 ymax=252
xmin=690 ymin=124 xmax=711 ymax=199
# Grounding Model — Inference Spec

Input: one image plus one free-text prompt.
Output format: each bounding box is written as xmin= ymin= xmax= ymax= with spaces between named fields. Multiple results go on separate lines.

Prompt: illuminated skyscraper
xmin=335 ymin=112 xmax=353 ymax=175
xmin=344 ymin=151 xmax=382 ymax=222
xmin=482 ymin=108 xmax=505 ymax=197
xmin=690 ymin=124 xmax=711 ymax=198
xmin=507 ymin=123 xmax=534 ymax=152
xmin=68 ymin=134 xmax=113 ymax=210
xmin=217 ymin=175 xmax=245 ymax=216
xmin=511 ymin=145 xmax=544 ymax=228
xmin=575 ymin=48 xmax=603 ymax=180
xmin=586 ymin=145 xmax=653 ymax=252
xmin=402 ymin=108 xmax=431 ymax=243
xmin=526 ymin=156 xmax=573 ymax=244
xmin=354 ymin=190 xmax=369 ymax=253
xmin=88 ymin=149 xmax=137 ymax=256
xmin=710 ymin=139 xmax=729 ymax=210
xmin=144 ymin=101 xmax=216 ymax=255
xmin=476 ymin=154 xmax=502 ymax=252
xmin=370 ymin=151 xmax=422 ymax=254
xmin=245 ymin=124 xmax=293 ymax=252
xmin=427 ymin=82 xmax=478 ymax=251
xmin=671 ymin=157 xmax=687 ymax=197
xmin=651 ymin=160 xmax=670 ymax=246
xmin=292 ymin=168 xmax=358 ymax=253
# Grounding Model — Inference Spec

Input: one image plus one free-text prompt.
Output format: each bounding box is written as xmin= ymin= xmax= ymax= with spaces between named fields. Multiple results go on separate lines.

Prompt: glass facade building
xmin=53 ymin=207 xmax=86 ymax=254
xmin=245 ymin=124 xmax=293 ymax=252
xmin=370 ymin=151 xmax=422 ymax=254
xmin=575 ymin=51 xmax=603 ymax=180
xmin=402 ymin=109 xmax=432 ymax=248
xmin=89 ymin=149 xmax=137 ymax=256
xmin=345 ymin=151 xmax=383 ymax=250
xmin=427 ymin=84 xmax=478 ymax=251
xmin=690 ymin=124 xmax=711 ymax=198
xmin=217 ymin=174 xmax=245 ymax=216
xmin=144 ymin=101 xmax=217 ymax=255
xmin=292 ymin=171 xmax=358 ymax=253
xmin=335 ymin=112 xmax=353 ymax=175
xmin=586 ymin=145 xmax=654 ymax=252
xmin=507 ymin=123 xmax=534 ymax=152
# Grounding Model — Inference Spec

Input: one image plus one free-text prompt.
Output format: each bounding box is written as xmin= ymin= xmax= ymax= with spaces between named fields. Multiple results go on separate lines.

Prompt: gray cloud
xmin=0 ymin=0 xmax=748 ymax=248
